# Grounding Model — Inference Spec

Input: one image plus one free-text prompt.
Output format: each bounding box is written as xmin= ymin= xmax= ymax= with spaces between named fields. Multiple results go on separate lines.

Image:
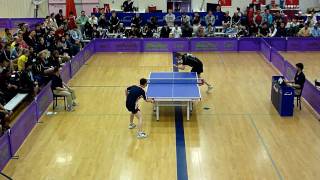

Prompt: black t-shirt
xmin=294 ymin=72 xmax=306 ymax=89
xmin=51 ymin=74 xmax=63 ymax=90
xmin=182 ymin=54 xmax=203 ymax=68
xmin=126 ymin=85 xmax=146 ymax=107
xmin=123 ymin=1 xmax=134 ymax=12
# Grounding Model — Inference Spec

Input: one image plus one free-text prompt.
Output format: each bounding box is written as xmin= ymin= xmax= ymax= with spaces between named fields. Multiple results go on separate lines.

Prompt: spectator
xmin=172 ymin=24 xmax=182 ymax=38
xmin=240 ymin=10 xmax=248 ymax=27
xmin=17 ymin=49 xmax=29 ymax=71
xmin=205 ymin=10 xmax=215 ymax=26
xmin=35 ymin=37 xmax=47 ymax=53
xmin=109 ymin=11 xmax=120 ymax=33
xmin=0 ymin=59 xmax=9 ymax=74
xmin=253 ymin=10 xmax=263 ymax=27
xmin=123 ymin=0 xmax=134 ymax=12
xmin=181 ymin=24 xmax=193 ymax=38
xmin=98 ymin=14 xmax=108 ymax=29
xmin=206 ymin=24 xmax=215 ymax=37
xmin=76 ymin=11 xmax=89 ymax=35
xmin=0 ymin=69 xmax=18 ymax=102
xmin=160 ymin=24 xmax=171 ymax=38
xmin=88 ymin=14 xmax=98 ymax=27
xmin=247 ymin=7 xmax=254 ymax=26
xmin=196 ymin=26 xmax=206 ymax=37
xmin=181 ymin=13 xmax=191 ymax=27
xmin=51 ymin=66 xmax=77 ymax=111
xmin=165 ymin=9 xmax=175 ymax=27
xmin=275 ymin=22 xmax=287 ymax=37
xmin=143 ymin=25 xmax=154 ymax=38
xmin=2 ymin=28 xmax=13 ymax=43
xmin=236 ymin=7 xmax=243 ymax=17
xmin=232 ymin=12 xmax=241 ymax=26
xmin=33 ymin=51 xmax=51 ymax=85
xmin=148 ymin=16 xmax=158 ymax=32
xmin=127 ymin=25 xmax=142 ymax=38
xmin=50 ymin=13 xmax=59 ymax=30
xmin=262 ymin=9 xmax=273 ymax=27
xmin=67 ymin=12 xmax=77 ymax=30
xmin=131 ymin=13 xmax=142 ymax=28
xmin=20 ymin=61 xmax=39 ymax=96
xmin=298 ymin=23 xmax=311 ymax=37
xmin=55 ymin=9 xmax=64 ymax=27
xmin=222 ymin=11 xmax=231 ymax=29
xmin=311 ymin=22 xmax=320 ymax=37
xmin=35 ymin=23 xmax=45 ymax=39
xmin=214 ymin=5 xmax=224 ymax=26
xmin=192 ymin=12 xmax=201 ymax=34
xmin=92 ymin=25 xmax=101 ymax=38
xmin=248 ymin=24 xmax=258 ymax=37
xmin=286 ymin=18 xmax=300 ymax=36
xmin=24 ymin=30 xmax=36 ymax=47
xmin=274 ymin=11 xmax=283 ymax=28
xmin=10 ymin=41 xmax=20 ymax=60
xmin=296 ymin=12 xmax=305 ymax=28
xmin=258 ymin=22 xmax=269 ymax=37
xmin=0 ymin=102 xmax=12 ymax=133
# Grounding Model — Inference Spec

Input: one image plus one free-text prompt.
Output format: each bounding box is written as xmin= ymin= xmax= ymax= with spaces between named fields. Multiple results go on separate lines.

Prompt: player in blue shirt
xmin=126 ymin=78 xmax=153 ymax=139
xmin=175 ymin=53 xmax=213 ymax=92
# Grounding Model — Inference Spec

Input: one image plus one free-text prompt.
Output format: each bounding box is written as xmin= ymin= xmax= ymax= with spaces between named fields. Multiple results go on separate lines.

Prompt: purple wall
xmin=287 ymin=38 xmax=320 ymax=51
xmin=238 ymin=38 xmax=261 ymax=51
xmin=264 ymin=38 xmax=287 ymax=51
xmin=271 ymin=49 xmax=286 ymax=75
xmin=0 ymin=132 xmax=11 ymax=170
xmin=261 ymin=39 xmax=272 ymax=62
xmin=143 ymin=39 xmax=189 ymax=52
xmin=190 ymin=38 xmax=238 ymax=52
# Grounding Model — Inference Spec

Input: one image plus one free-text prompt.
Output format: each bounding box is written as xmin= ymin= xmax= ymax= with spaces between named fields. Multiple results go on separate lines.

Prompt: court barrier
xmin=0 ymin=18 xmax=44 ymax=29
xmin=1 ymin=37 xmax=320 ymax=171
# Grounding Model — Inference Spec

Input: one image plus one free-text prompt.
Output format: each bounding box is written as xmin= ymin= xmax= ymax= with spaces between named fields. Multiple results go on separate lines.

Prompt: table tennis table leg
xmin=156 ymin=102 xmax=159 ymax=121
xmin=187 ymin=102 xmax=190 ymax=120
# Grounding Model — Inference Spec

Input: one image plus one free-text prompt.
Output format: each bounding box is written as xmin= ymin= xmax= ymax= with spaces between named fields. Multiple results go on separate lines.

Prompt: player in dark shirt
xmin=175 ymin=53 xmax=213 ymax=92
xmin=125 ymin=78 xmax=153 ymax=139
xmin=285 ymin=63 xmax=306 ymax=95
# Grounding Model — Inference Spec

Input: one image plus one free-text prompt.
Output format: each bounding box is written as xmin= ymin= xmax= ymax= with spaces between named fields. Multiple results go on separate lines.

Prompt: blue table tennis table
xmin=146 ymin=72 xmax=202 ymax=120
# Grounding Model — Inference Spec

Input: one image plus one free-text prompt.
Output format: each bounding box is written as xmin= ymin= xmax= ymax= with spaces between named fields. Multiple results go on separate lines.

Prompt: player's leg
xmin=128 ymin=113 xmax=136 ymax=129
xmin=134 ymin=110 xmax=147 ymax=139
xmin=198 ymin=73 xmax=213 ymax=91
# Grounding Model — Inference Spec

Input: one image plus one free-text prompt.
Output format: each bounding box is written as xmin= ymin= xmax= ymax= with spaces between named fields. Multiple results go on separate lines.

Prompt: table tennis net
xmin=148 ymin=78 xmax=199 ymax=84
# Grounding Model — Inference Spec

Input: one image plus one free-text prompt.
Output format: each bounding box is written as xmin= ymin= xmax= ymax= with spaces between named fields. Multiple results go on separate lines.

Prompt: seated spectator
xmin=237 ymin=25 xmax=249 ymax=37
xmin=196 ymin=26 xmax=206 ymax=37
xmin=35 ymin=37 xmax=47 ymax=53
xmin=181 ymin=24 xmax=193 ymax=38
xmin=84 ymin=21 xmax=93 ymax=39
xmin=35 ymin=23 xmax=45 ymax=39
xmin=274 ymin=11 xmax=283 ymax=28
xmin=0 ymin=102 xmax=12 ymax=133
xmin=17 ymin=31 xmax=29 ymax=49
xmin=269 ymin=25 xmax=277 ymax=37
xmin=240 ymin=10 xmax=248 ymax=27
xmin=88 ymin=14 xmax=98 ymax=27
xmin=160 ymin=24 xmax=171 ymax=38
xmin=32 ymin=51 xmax=51 ymax=85
xmin=247 ymin=7 xmax=254 ymax=26
xmin=131 ymin=13 xmax=142 ymax=28
xmin=222 ymin=11 xmax=231 ymax=29
xmin=298 ymin=23 xmax=311 ymax=37
xmin=0 ymin=69 xmax=19 ymax=102
xmin=147 ymin=16 xmax=158 ymax=32
xmin=69 ymin=28 xmax=82 ymax=41
xmin=98 ymin=14 xmax=108 ymax=29
xmin=28 ymin=47 xmax=36 ymax=62
xmin=55 ymin=25 xmax=65 ymax=38
xmin=18 ymin=49 xmax=30 ymax=71
xmin=0 ymin=59 xmax=9 ymax=74
xmin=181 ymin=13 xmax=191 ymax=27
xmin=275 ymin=22 xmax=287 ymax=37
xmin=232 ymin=12 xmax=241 ymax=26
xmin=0 ymin=44 xmax=13 ymax=66
xmin=109 ymin=11 xmax=120 ymax=33
xmin=92 ymin=25 xmax=101 ymax=38
xmin=2 ymin=28 xmax=13 ymax=43
xmin=24 ymin=30 xmax=36 ymax=47
xmin=214 ymin=5 xmax=224 ymax=26
xmin=258 ymin=22 xmax=269 ymax=37
xmin=205 ymin=10 xmax=215 ymax=26
xmin=165 ymin=9 xmax=175 ymax=27
xmin=286 ymin=18 xmax=300 ymax=36
xmin=206 ymin=24 xmax=215 ymax=37
xmin=143 ymin=25 xmax=154 ymax=38
xmin=10 ymin=42 xmax=20 ymax=60
xmin=172 ymin=24 xmax=182 ymax=38
xmin=51 ymin=67 xmax=77 ymax=111
xmin=248 ymin=24 xmax=258 ymax=37
xmin=20 ymin=61 xmax=39 ymax=96
xmin=192 ymin=12 xmax=201 ymax=34
xmin=311 ymin=22 xmax=320 ymax=37
xmin=253 ymin=10 xmax=263 ymax=27
xmin=236 ymin=7 xmax=243 ymax=17
xmin=127 ymin=25 xmax=142 ymax=38
xmin=296 ymin=12 xmax=305 ymax=28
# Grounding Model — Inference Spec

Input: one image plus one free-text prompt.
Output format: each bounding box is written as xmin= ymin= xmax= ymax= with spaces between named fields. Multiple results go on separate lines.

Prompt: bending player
xmin=125 ymin=78 xmax=154 ymax=139
xmin=175 ymin=53 xmax=213 ymax=92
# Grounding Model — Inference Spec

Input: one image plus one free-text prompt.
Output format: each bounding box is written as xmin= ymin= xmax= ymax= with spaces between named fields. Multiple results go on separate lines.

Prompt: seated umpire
xmin=285 ymin=63 xmax=306 ymax=95
xmin=51 ymin=67 xmax=77 ymax=112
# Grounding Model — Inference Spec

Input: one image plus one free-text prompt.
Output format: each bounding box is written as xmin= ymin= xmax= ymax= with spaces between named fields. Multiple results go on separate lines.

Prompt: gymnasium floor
xmin=2 ymin=52 xmax=320 ymax=180
xmin=280 ymin=51 xmax=320 ymax=82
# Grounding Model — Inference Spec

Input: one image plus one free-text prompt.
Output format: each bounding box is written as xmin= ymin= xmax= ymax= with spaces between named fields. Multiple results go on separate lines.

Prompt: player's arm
xmin=174 ymin=64 xmax=186 ymax=70
xmin=125 ymin=86 xmax=131 ymax=97
xmin=143 ymin=92 xmax=154 ymax=103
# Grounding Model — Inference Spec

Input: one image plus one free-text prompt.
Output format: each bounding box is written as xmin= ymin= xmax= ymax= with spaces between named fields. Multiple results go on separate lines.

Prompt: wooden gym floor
xmin=281 ymin=51 xmax=320 ymax=82
xmin=2 ymin=52 xmax=320 ymax=180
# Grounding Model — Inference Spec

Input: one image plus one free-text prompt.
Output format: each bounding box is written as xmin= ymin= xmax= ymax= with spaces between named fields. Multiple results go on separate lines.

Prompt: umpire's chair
xmin=51 ymin=89 xmax=67 ymax=111
xmin=294 ymin=87 xmax=304 ymax=110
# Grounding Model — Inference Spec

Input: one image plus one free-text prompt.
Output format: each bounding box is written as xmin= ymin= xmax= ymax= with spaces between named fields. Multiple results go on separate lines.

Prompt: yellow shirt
xmin=18 ymin=55 xmax=28 ymax=71
xmin=298 ymin=28 xmax=310 ymax=37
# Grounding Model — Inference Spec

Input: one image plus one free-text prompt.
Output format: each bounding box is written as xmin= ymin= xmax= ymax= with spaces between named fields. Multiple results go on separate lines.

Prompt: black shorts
xmin=191 ymin=66 xmax=203 ymax=75
xmin=126 ymin=104 xmax=140 ymax=114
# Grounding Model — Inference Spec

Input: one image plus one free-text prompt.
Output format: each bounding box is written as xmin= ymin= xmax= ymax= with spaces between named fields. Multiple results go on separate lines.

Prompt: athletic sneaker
xmin=67 ymin=106 xmax=74 ymax=112
xmin=128 ymin=123 xmax=136 ymax=129
xmin=137 ymin=132 xmax=148 ymax=139
xmin=72 ymin=102 xmax=78 ymax=106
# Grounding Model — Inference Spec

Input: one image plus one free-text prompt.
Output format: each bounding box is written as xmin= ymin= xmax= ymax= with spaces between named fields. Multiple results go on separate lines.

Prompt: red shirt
xmin=67 ymin=16 xmax=77 ymax=30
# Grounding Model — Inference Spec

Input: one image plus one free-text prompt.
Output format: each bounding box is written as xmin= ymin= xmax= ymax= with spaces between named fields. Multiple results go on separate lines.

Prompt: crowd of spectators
xmin=75 ymin=5 xmax=320 ymax=39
